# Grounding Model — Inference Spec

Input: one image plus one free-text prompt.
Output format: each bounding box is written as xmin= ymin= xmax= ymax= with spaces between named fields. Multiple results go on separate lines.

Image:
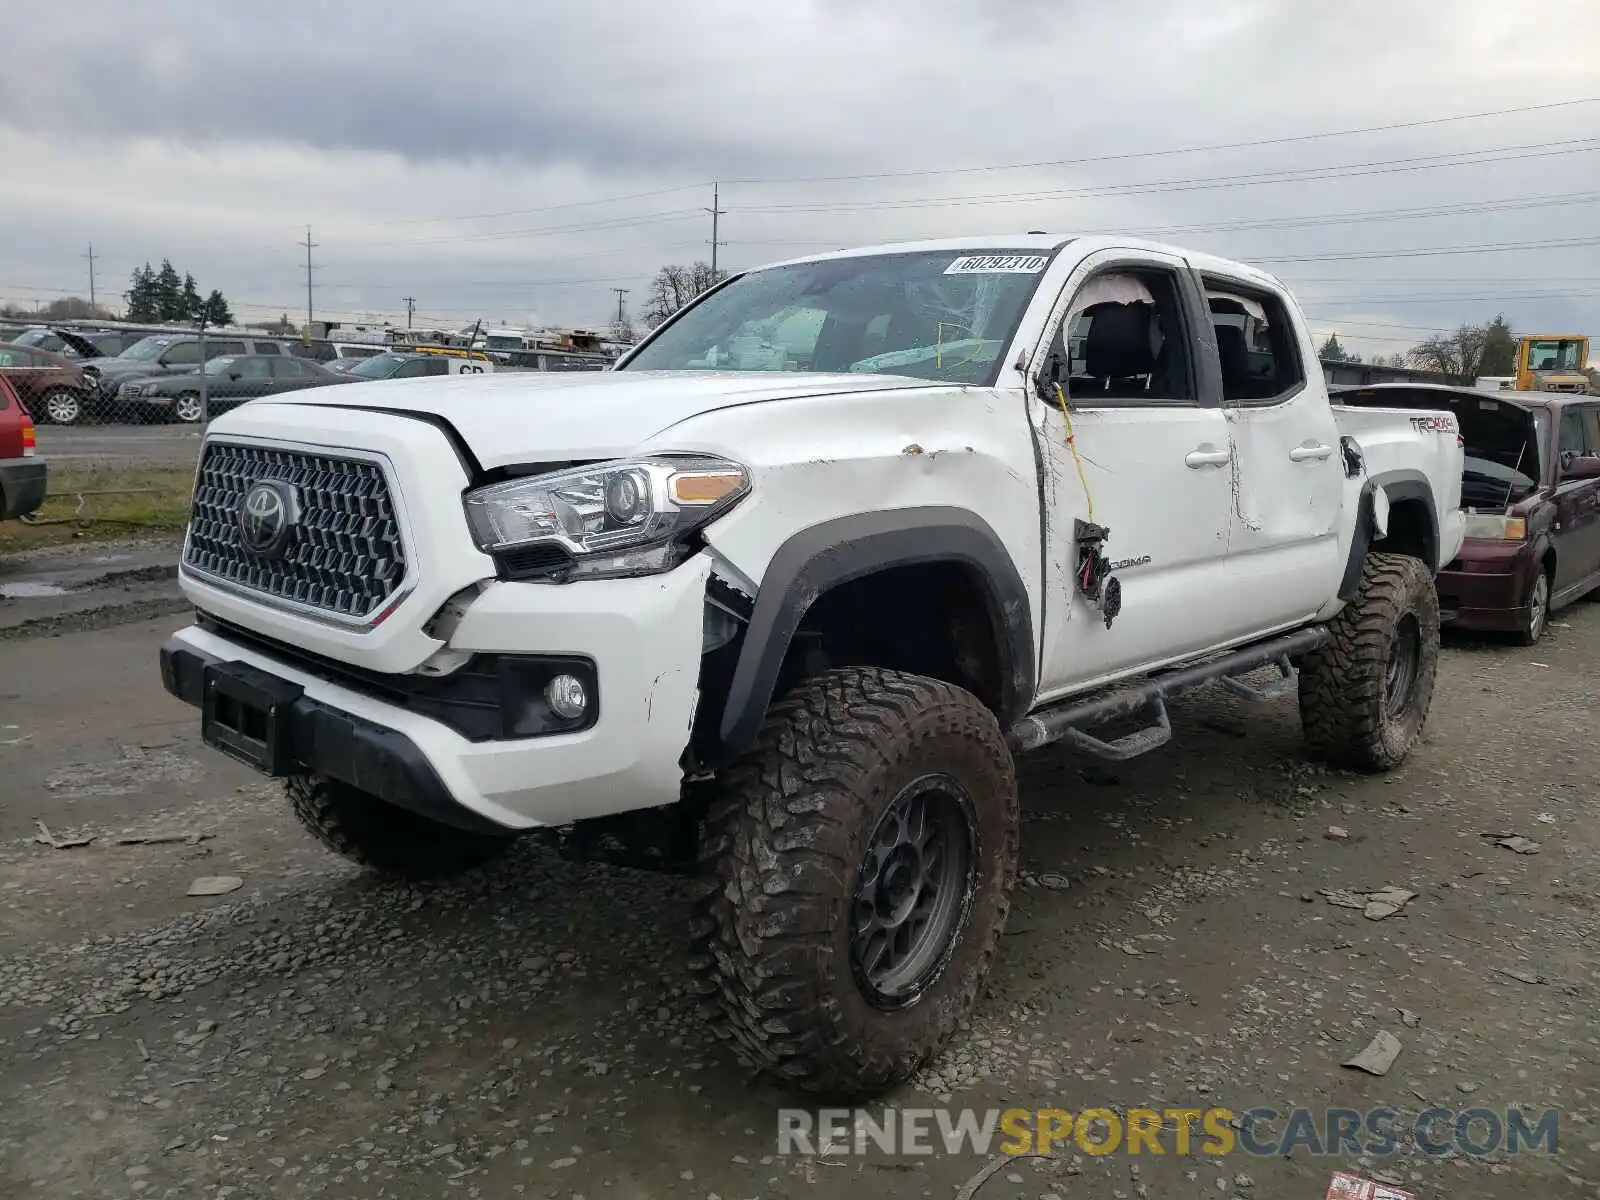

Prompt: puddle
xmin=0 ymin=582 xmax=71 ymax=599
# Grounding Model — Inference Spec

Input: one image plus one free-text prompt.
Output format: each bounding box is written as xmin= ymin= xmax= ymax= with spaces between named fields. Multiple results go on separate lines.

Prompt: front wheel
xmin=285 ymin=775 xmax=515 ymax=880
xmin=172 ymin=393 xmax=204 ymax=423
xmin=689 ymin=667 xmax=1019 ymax=1098
xmin=1514 ymin=565 xmax=1551 ymax=646
xmin=40 ymin=388 xmax=82 ymax=425
xmin=1298 ymin=552 xmax=1440 ymax=772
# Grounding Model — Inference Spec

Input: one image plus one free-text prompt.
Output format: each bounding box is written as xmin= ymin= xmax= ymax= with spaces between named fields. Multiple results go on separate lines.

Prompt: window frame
xmin=1196 ymin=272 xmax=1308 ymax=409
xmin=1033 ymin=254 xmax=1211 ymax=409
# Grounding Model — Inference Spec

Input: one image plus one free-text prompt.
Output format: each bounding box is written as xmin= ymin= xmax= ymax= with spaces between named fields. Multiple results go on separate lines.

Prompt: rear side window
xmin=255 ymin=342 xmax=283 ymax=356
xmin=209 ymin=340 xmax=247 ymax=358
xmin=1566 ymin=406 xmax=1600 ymax=459
xmin=1204 ymin=279 xmax=1306 ymax=405
xmin=163 ymin=342 xmax=201 ymax=366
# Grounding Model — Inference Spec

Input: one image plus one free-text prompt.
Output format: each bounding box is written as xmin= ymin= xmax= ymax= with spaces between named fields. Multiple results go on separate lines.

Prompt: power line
xmin=721 ymin=96 xmax=1600 ymax=186
xmin=379 ymin=183 xmax=710 ymax=227
xmin=1253 ymin=235 xmax=1600 ymax=264
xmin=734 ymin=139 xmax=1600 ymax=215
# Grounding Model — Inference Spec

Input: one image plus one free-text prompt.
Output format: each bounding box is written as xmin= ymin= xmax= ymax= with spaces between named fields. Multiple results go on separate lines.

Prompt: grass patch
xmin=0 ymin=464 xmax=193 ymax=551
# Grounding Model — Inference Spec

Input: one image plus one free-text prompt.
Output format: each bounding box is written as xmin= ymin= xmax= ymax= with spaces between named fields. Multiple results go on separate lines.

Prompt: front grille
xmin=184 ymin=442 xmax=407 ymax=620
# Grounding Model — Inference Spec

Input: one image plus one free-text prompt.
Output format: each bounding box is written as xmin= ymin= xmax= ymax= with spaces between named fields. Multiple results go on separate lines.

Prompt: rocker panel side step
xmin=1007 ymin=625 xmax=1331 ymax=759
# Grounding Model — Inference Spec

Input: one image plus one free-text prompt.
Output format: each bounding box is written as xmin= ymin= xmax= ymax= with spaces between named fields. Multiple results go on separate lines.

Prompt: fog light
xmin=545 ymin=673 xmax=589 ymax=720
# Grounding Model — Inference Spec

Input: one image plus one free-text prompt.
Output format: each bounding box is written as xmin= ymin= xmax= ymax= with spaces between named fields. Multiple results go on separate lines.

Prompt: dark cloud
xmin=0 ymin=0 xmax=1594 ymax=349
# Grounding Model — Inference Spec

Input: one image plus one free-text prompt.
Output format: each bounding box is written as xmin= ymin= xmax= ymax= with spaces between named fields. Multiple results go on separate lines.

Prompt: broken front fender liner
xmin=713 ymin=506 xmax=1035 ymax=761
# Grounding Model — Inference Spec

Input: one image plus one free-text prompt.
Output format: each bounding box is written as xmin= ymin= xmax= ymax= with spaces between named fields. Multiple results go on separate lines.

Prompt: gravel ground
xmin=1 ymin=606 xmax=1597 ymax=1199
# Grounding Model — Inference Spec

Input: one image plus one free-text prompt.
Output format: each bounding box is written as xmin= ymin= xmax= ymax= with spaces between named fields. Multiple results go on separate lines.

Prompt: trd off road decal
xmin=1407 ymin=413 xmax=1458 ymax=435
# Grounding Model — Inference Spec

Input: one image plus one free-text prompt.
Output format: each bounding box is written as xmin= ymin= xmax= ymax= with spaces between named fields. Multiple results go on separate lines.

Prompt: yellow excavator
xmin=1513 ymin=334 xmax=1593 ymax=394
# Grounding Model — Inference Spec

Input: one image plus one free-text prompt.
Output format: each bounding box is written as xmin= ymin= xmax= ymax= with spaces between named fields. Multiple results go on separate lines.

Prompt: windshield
xmin=349 ymin=353 xmax=405 ymax=379
xmin=622 ymin=249 xmax=1056 ymax=384
xmin=121 ymin=336 xmax=173 ymax=361
xmin=1526 ymin=339 xmax=1584 ymax=371
xmin=485 ymin=335 xmax=525 ymax=351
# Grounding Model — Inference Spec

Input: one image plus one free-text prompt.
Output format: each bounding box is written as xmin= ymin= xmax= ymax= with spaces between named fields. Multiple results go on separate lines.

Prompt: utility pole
xmin=302 ymin=226 xmax=318 ymax=331
xmin=84 ymin=243 xmax=97 ymax=313
xmin=402 ymin=295 xmax=416 ymax=330
xmin=705 ymin=183 xmax=726 ymax=277
xmin=611 ymin=288 xmax=629 ymax=326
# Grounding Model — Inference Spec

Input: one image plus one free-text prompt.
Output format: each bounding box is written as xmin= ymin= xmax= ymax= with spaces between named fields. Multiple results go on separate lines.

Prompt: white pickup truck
xmin=159 ymin=235 xmax=1464 ymax=1098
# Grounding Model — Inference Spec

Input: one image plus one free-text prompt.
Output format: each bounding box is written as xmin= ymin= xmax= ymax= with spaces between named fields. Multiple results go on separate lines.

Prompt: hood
xmin=252 ymin=369 xmax=932 ymax=466
xmin=50 ymin=328 xmax=105 ymax=359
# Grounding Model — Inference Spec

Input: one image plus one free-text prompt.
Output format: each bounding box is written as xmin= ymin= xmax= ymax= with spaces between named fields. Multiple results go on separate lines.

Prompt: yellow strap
xmin=1053 ymin=383 xmax=1094 ymax=522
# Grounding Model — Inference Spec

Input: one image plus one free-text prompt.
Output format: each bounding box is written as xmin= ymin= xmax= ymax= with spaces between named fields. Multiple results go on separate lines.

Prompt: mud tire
xmin=688 ymin=667 xmax=1019 ymax=1099
xmin=285 ymin=774 xmax=513 ymax=880
xmin=1299 ymin=552 xmax=1440 ymax=772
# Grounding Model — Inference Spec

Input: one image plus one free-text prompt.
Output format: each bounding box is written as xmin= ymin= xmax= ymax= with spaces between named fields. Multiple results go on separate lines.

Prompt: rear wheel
xmin=41 ymin=388 xmax=81 ymax=425
xmin=285 ymin=774 xmax=514 ymax=880
xmin=1298 ymin=552 xmax=1440 ymax=772
xmin=173 ymin=393 xmax=204 ymax=423
xmin=689 ymin=667 xmax=1019 ymax=1098
xmin=1514 ymin=565 xmax=1551 ymax=645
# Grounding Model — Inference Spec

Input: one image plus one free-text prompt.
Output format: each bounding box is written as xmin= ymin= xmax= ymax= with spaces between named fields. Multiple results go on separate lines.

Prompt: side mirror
xmin=1561 ymin=455 xmax=1600 ymax=482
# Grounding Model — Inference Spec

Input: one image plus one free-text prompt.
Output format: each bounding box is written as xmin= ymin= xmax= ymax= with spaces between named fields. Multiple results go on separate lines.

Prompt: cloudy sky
xmin=1 ymin=0 xmax=1596 ymax=362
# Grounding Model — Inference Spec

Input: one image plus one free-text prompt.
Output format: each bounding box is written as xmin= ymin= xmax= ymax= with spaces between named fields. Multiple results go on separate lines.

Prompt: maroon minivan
xmin=1334 ymin=384 xmax=1600 ymax=645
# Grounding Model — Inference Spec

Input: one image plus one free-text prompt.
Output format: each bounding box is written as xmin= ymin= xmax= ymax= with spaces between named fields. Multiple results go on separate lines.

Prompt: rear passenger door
xmin=1199 ymin=274 xmax=1345 ymax=633
xmin=1553 ymin=404 xmax=1600 ymax=600
xmin=1032 ymin=248 xmax=1239 ymax=695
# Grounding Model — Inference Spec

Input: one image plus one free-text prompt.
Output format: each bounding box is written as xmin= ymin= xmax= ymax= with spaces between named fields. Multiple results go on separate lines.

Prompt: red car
xmin=0 ymin=375 xmax=46 ymax=520
xmin=0 ymin=341 xmax=95 ymax=425
xmin=1336 ymin=384 xmax=1600 ymax=644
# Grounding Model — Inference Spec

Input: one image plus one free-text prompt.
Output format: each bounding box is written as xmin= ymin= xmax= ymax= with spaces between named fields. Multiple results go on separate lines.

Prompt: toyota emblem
xmin=238 ymin=479 xmax=300 ymax=557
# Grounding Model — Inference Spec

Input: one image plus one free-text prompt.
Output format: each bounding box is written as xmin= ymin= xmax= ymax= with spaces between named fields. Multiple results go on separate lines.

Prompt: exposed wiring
xmin=1053 ymin=382 xmax=1094 ymax=523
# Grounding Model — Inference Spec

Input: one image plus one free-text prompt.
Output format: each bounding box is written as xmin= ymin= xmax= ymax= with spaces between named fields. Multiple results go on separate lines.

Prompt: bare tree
xmin=640 ymin=261 xmax=729 ymax=328
xmin=1407 ymin=323 xmax=1491 ymax=381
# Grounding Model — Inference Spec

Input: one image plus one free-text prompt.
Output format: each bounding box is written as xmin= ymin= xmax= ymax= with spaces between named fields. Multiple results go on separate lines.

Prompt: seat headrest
xmin=1084 ymin=303 xmax=1155 ymax=379
xmin=1214 ymin=323 xmax=1250 ymax=386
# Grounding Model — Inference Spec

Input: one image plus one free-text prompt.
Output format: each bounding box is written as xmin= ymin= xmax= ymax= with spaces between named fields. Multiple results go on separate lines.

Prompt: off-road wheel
xmin=1298 ymin=552 xmax=1440 ymax=772
xmin=285 ymin=774 xmax=514 ymax=880
xmin=688 ymin=667 xmax=1019 ymax=1099
xmin=40 ymin=388 xmax=82 ymax=425
xmin=1513 ymin=563 xmax=1551 ymax=646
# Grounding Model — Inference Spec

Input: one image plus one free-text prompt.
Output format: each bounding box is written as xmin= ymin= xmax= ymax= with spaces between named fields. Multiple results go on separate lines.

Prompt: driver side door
xmin=1032 ymin=248 xmax=1240 ymax=698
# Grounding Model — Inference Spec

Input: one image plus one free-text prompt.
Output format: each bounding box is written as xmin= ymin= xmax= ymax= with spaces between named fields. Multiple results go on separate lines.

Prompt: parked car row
xmin=0 ymin=326 xmax=509 ymax=424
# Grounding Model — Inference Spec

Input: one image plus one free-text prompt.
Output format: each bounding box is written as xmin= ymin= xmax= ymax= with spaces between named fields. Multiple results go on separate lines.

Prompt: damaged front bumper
xmin=160 ymin=556 xmax=713 ymax=831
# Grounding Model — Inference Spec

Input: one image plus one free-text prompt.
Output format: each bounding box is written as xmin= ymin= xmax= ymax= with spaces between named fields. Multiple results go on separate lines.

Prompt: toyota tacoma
xmin=160 ymin=235 xmax=1465 ymax=1098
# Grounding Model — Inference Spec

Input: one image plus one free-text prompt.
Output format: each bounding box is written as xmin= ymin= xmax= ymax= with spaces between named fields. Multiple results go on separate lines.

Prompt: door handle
xmin=1289 ymin=442 xmax=1334 ymax=462
xmin=1185 ymin=445 xmax=1232 ymax=468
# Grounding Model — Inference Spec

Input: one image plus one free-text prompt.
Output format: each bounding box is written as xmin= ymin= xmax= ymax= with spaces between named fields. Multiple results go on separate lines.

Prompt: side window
xmin=425 ymin=359 xmax=450 ymax=376
xmin=1204 ymin=280 xmax=1306 ymax=405
xmin=1580 ymin=407 xmax=1600 ymax=456
xmin=209 ymin=340 xmax=247 ymax=358
xmin=237 ymin=358 xmax=271 ymax=379
xmin=271 ymin=357 xmax=311 ymax=379
xmin=1560 ymin=408 xmax=1587 ymax=461
xmin=0 ymin=349 xmax=18 ymax=367
xmin=162 ymin=342 xmax=201 ymax=366
xmin=255 ymin=342 xmax=283 ymax=356
xmin=393 ymin=360 xmax=427 ymax=378
xmin=1056 ymin=269 xmax=1192 ymax=404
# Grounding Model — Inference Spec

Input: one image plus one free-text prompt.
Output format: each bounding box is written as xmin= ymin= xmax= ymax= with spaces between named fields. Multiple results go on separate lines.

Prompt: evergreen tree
xmin=180 ymin=273 xmax=203 ymax=321
xmin=126 ymin=263 xmax=158 ymax=322
xmin=1481 ymin=314 xmax=1517 ymax=376
xmin=153 ymin=259 xmax=184 ymax=321
xmin=202 ymin=290 xmax=234 ymax=327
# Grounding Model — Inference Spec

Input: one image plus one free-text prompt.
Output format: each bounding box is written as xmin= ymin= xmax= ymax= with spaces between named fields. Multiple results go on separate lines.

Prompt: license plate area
xmin=201 ymin=661 xmax=304 ymax=775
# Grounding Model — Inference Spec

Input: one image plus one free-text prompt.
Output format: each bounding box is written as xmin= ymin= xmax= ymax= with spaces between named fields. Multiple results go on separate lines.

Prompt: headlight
xmin=463 ymin=454 xmax=750 ymax=580
xmin=1464 ymin=513 xmax=1526 ymax=541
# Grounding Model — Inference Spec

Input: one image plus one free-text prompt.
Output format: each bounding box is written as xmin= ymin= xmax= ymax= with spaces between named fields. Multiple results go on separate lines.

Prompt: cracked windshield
xmin=622 ymin=251 xmax=1051 ymax=383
